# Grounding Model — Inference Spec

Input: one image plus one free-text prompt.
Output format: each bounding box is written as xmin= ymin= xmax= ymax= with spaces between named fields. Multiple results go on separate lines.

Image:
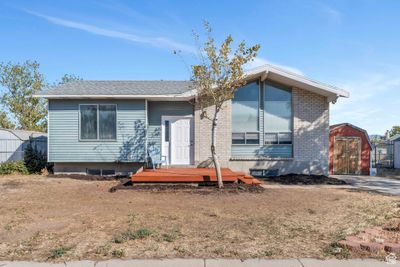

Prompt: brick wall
xmin=194 ymin=87 xmax=330 ymax=175
xmin=292 ymin=87 xmax=330 ymax=174
xmin=194 ymin=101 xmax=231 ymax=166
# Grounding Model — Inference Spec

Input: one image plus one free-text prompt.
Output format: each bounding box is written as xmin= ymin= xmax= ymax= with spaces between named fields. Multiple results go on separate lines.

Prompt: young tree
xmin=388 ymin=126 xmax=400 ymax=138
xmin=191 ymin=22 xmax=260 ymax=188
xmin=0 ymin=61 xmax=47 ymax=131
xmin=0 ymin=111 xmax=15 ymax=129
xmin=0 ymin=60 xmax=81 ymax=131
xmin=58 ymin=74 xmax=82 ymax=85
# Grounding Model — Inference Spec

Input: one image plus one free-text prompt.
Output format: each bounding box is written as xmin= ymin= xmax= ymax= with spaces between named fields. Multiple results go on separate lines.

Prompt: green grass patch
xmin=49 ymin=246 xmax=71 ymax=259
xmin=113 ymin=228 xmax=152 ymax=243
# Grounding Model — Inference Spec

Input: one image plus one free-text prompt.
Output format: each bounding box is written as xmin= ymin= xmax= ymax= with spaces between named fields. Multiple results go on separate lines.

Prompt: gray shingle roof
xmin=40 ymin=80 xmax=193 ymax=96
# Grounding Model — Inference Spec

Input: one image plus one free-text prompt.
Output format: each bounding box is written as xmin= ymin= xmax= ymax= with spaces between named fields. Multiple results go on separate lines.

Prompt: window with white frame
xmin=80 ymin=104 xmax=117 ymax=140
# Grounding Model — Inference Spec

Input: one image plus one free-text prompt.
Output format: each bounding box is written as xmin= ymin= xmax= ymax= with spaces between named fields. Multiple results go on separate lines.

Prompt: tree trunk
xmin=211 ymin=106 xmax=223 ymax=188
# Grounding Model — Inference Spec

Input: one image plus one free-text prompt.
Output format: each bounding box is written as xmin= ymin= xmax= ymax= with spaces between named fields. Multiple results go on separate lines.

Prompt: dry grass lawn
xmin=0 ymin=175 xmax=399 ymax=262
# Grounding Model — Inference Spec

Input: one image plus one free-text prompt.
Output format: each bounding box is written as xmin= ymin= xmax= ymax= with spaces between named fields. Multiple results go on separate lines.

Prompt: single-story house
xmin=389 ymin=134 xmax=400 ymax=169
xmin=329 ymin=123 xmax=372 ymax=175
xmin=0 ymin=128 xmax=47 ymax=163
xmin=36 ymin=65 xmax=349 ymax=176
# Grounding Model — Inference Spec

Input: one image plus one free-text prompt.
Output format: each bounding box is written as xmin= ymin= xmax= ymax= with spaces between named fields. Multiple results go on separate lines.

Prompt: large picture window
xmin=231 ymin=82 xmax=259 ymax=145
xmin=231 ymin=80 xmax=293 ymax=158
xmin=80 ymin=104 xmax=117 ymax=140
xmin=264 ymin=82 xmax=292 ymax=145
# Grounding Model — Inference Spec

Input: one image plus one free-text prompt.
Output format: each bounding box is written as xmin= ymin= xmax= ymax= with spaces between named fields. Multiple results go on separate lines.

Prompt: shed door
xmin=334 ymin=137 xmax=361 ymax=175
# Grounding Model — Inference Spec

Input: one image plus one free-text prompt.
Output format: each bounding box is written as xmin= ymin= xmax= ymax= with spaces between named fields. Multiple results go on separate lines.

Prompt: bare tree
xmin=191 ymin=22 xmax=260 ymax=188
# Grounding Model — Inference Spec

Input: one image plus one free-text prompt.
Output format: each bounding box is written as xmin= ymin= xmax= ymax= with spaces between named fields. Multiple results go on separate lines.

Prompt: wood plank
xmin=348 ymin=139 xmax=360 ymax=174
xmin=131 ymin=167 xmax=251 ymax=184
xmin=334 ymin=139 xmax=347 ymax=174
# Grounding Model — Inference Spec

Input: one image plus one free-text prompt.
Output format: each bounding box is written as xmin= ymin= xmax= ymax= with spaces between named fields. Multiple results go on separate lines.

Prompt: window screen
xmin=80 ymin=105 xmax=98 ymax=140
xmin=99 ymin=105 xmax=117 ymax=140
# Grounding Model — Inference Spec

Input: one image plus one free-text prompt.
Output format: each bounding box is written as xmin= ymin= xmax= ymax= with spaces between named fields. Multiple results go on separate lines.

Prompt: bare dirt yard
xmin=0 ymin=175 xmax=399 ymax=262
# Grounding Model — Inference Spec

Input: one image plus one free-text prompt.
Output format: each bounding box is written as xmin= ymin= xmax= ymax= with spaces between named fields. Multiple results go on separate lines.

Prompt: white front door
xmin=162 ymin=116 xmax=193 ymax=165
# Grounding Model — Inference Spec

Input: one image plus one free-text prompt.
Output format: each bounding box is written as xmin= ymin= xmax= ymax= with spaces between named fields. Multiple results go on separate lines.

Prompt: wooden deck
xmin=131 ymin=168 xmax=261 ymax=185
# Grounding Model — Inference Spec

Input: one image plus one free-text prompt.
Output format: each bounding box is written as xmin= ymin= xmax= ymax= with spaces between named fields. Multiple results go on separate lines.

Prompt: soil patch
xmin=0 ymin=174 xmax=397 ymax=261
xmin=110 ymin=180 xmax=265 ymax=194
xmin=1 ymin=180 xmax=23 ymax=189
xmin=263 ymin=174 xmax=347 ymax=185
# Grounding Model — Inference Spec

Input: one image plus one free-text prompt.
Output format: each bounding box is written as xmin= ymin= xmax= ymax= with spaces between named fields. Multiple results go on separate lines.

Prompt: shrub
xmin=0 ymin=160 xmax=28 ymax=175
xmin=24 ymin=139 xmax=47 ymax=174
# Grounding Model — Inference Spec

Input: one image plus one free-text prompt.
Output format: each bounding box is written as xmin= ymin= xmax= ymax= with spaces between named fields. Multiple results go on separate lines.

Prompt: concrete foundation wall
xmin=54 ymin=162 xmax=143 ymax=175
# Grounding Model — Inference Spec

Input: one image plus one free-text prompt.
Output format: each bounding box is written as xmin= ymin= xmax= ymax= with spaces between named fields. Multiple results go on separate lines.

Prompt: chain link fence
xmin=372 ymin=141 xmax=394 ymax=168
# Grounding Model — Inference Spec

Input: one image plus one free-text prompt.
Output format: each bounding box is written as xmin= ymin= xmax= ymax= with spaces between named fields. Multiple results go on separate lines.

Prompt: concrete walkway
xmin=261 ymin=175 xmax=400 ymax=196
xmin=1 ymin=259 xmax=400 ymax=266
xmin=332 ymin=175 xmax=400 ymax=196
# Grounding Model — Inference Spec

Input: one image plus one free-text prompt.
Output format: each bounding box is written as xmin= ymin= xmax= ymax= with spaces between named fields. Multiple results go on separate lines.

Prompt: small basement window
xmin=87 ymin=169 xmax=101 ymax=175
xmin=86 ymin=169 xmax=115 ymax=176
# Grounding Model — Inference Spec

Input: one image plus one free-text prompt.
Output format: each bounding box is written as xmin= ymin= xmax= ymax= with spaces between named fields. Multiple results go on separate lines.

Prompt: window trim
xmin=79 ymin=103 xmax=118 ymax=142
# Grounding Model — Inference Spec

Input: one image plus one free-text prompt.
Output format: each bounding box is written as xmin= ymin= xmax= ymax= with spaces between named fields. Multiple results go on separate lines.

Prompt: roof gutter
xmin=34 ymin=94 xmax=196 ymax=101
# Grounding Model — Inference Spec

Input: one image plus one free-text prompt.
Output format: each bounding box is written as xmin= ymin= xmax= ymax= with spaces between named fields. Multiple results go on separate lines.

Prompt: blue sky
xmin=0 ymin=0 xmax=399 ymax=135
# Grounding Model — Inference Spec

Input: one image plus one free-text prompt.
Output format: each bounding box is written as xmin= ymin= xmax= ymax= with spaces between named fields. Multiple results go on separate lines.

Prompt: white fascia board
xmin=34 ymin=94 xmax=195 ymax=101
xmin=244 ymin=64 xmax=350 ymax=99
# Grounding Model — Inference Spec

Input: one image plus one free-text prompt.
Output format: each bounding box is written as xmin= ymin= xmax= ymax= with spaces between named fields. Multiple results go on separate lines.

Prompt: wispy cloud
xmin=331 ymin=70 xmax=400 ymax=135
xmin=319 ymin=4 xmax=342 ymax=24
xmin=24 ymin=10 xmax=196 ymax=53
xmin=246 ymin=57 xmax=305 ymax=76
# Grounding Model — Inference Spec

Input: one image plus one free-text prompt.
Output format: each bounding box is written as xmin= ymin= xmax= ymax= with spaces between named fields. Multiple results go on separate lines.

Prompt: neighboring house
xmin=0 ymin=128 xmax=47 ymax=163
xmin=371 ymin=134 xmax=400 ymax=169
xmin=36 ymin=65 xmax=349 ymax=176
xmin=329 ymin=123 xmax=372 ymax=175
xmin=389 ymin=134 xmax=400 ymax=169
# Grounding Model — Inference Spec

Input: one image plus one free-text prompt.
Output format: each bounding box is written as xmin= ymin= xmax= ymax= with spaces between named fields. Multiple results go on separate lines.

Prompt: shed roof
xmin=389 ymin=134 xmax=400 ymax=142
xmin=0 ymin=128 xmax=47 ymax=141
xmin=330 ymin=123 xmax=372 ymax=149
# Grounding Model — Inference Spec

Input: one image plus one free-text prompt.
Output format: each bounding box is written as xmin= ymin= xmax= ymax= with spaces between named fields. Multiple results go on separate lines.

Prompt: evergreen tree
xmin=24 ymin=138 xmax=47 ymax=174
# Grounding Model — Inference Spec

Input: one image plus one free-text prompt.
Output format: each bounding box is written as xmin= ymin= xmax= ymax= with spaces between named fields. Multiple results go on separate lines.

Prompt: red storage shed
xmin=329 ymin=123 xmax=372 ymax=175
